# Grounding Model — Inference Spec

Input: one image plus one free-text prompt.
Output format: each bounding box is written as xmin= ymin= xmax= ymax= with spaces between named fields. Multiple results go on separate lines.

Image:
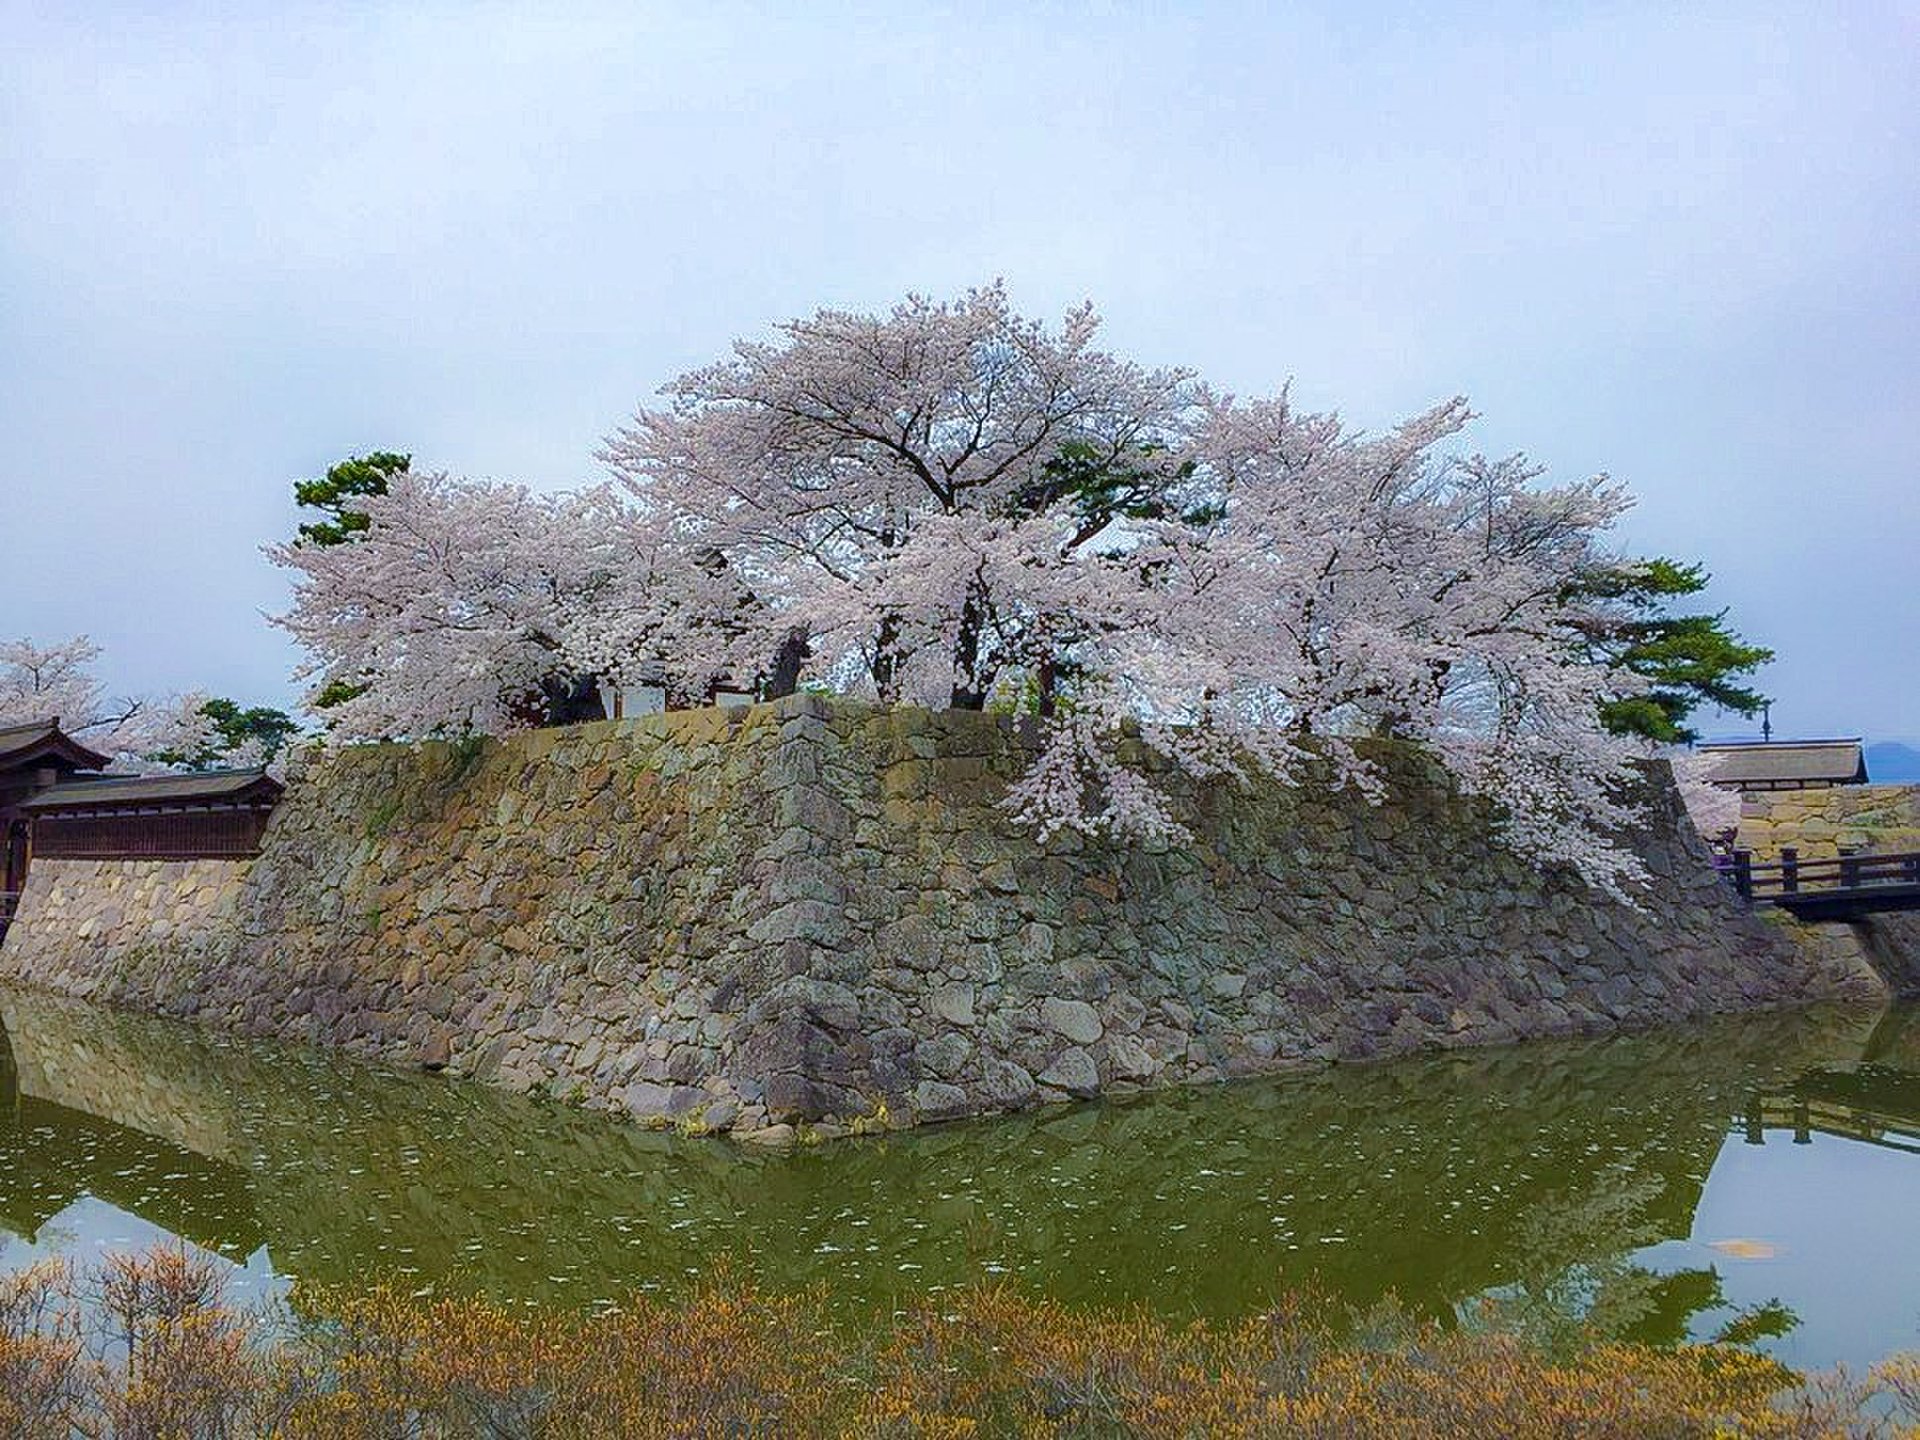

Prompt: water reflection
xmin=1743 ymin=1006 xmax=1920 ymax=1159
xmin=1 ymin=987 xmax=1915 ymax=1370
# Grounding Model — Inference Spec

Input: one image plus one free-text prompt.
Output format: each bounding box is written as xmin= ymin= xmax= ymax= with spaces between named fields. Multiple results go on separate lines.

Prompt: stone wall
xmin=2 ymin=857 xmax=253 ymax=1011
xmin=1772 ymin=912 xmax=1920 ymax=999
xmin=1735 ymin=784 xmax=1920 ymax=864
xmin=0 ymin=698 xmax=1889 ymax=1140
xmin=1726 ymin=785 xmax=1920 ymax=998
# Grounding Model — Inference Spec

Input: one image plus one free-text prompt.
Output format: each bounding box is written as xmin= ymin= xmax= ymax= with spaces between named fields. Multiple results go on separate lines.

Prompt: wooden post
xmin=1780 ymin=846 xmax=1798 ymax=894
xmin=1839 ymin=845 xmax=1861 ymax=890
xmin=1732 ymin=848 xmax=1754 ymax=901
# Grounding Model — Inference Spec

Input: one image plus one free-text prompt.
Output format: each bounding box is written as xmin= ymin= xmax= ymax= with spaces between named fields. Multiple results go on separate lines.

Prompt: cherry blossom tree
xmin=0 ymin=636 xmax=223 ymax=771
xmin=600 ymin=289 xmax=1661 ymax=893
xmin=269 ymin=470 xmax=668 ymax=737
xmin=1670 ymin=749 xmax=1741 ymax=850
xmin=277 ymin=286 xmax=1736 ymax=897
xmin=599 ymin=282 xmax=1198 ymax=710
xmin=1082 ymin=389 xmax=1651 ymax=898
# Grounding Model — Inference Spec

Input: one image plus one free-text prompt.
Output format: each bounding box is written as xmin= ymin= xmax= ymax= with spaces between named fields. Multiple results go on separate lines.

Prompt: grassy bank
xmin=2 ymin=1248 xmax=1916 ymax=1438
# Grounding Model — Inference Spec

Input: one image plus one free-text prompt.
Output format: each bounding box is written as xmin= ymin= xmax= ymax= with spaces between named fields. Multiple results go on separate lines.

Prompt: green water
xmin=2 ymin=986 xmax=1916 ymax=1373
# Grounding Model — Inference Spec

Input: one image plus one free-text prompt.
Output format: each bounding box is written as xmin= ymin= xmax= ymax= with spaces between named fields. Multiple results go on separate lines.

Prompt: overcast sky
xmin=3 ymin=3 xmax=1915 ymax=743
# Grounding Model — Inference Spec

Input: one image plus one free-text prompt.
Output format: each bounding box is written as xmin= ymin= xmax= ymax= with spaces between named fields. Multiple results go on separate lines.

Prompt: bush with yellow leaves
xmin=2 ymin=1246 xmax=1916 ymax=1438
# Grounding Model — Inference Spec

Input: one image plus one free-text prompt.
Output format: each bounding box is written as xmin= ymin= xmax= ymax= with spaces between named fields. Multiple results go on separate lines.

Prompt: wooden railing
xmin=1717 ymin=846 xmax=1920 ymax=905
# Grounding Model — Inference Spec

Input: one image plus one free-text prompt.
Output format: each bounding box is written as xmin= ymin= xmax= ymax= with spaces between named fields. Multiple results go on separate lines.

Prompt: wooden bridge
xmin=1719 ymin=847 xmax=1920 ymax=921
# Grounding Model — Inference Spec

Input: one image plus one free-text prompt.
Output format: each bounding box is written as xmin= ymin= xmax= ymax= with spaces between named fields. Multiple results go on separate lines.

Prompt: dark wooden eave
xmin=0 ymin=718 xmax=111 ymax=775
xmin=22 ymin=768 xmax=283 ymax=814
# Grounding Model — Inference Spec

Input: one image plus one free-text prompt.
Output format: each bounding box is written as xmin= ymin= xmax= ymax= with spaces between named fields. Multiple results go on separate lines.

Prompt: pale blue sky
xmin=3 ymin=3 xmax=1915 ymax=743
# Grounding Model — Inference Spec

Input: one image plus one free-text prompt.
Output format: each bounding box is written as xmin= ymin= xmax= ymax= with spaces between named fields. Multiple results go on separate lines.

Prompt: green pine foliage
xmin=294 ymin=450 xmax=411 ymax=547
xmin=294 ymin=451 xmax=410 ymax=711
xmin=1569 ymin=558 xmax=1772 ymax=744
xmin=151 ymin=697 xmax=301 ymax=770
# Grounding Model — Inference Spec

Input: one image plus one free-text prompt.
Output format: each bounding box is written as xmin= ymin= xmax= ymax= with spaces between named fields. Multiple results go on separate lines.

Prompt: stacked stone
xmin=0 ymin=857 xmax=248 ymax=1011
xmin=1735 ymin=784 xmax=1920 ymax=865
xmin=0 ymin=697 xmax=1892 ymax=1142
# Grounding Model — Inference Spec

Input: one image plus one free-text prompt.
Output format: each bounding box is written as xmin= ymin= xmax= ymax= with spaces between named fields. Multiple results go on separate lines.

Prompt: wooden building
xmin=0 ymin=719 xmax=110 ymax=916
xmin=1697 ymin=738 xmax=1871 ymax=793
xmin=0 ymin=718 xmax=281 ymax=938
xmin=24 ymin=770 xmax=283 ymax=860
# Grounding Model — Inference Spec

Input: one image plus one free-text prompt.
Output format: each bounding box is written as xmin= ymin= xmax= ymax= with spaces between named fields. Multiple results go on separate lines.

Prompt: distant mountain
xmin=1866 ymin=742 xmax=1920 ymax=783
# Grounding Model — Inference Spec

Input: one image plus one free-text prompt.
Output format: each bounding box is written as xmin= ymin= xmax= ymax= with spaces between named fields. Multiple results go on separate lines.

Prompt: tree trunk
xmin=870 ymin=613 xmax=904 ymax=701
xmin=765 ymin=626 xmax=811 ymax=699
xmin=949 ymin=585 xmax=991 ymax=710
xmin=541 ymin=674 xmax=607 ymax=726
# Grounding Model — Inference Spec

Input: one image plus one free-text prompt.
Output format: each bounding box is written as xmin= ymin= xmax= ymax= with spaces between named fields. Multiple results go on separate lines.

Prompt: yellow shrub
xmin=0 ymin=1246 xmax=1913 ymax=1438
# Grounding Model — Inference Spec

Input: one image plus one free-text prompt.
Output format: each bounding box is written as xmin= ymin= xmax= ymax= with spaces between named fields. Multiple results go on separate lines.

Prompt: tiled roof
xmin=1698 ymin=740 xmax=1868 ymax=786
xmin=22 ymin=768 xmax=282 ymax=811
xmin=0 ymin=719 xmax=111 ymax=773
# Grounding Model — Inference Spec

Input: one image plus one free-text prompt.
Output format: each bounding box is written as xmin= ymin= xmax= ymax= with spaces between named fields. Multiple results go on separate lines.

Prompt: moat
xmin=2 ymin=985 xmax=1916 ymax=1375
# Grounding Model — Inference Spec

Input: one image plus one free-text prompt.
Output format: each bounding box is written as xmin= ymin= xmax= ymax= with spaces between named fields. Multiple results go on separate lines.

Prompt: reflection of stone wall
xmin=1736 ymin=785 xmax=1920 ymax=863
xmin=1 ymin=986 xmax=241 ymax=1161
xmin=1865 ymin=1007 xmax=1920 ymax=1071
xmin=0 ymin=698 xmax=1889 ymax=1138
xmin=0 ymin=983 xmax=1889 ymax=1318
